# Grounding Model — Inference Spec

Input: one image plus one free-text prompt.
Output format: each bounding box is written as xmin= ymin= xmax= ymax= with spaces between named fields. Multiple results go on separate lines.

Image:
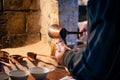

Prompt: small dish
xmin=29 ymin=67 xmax=51 ymax=80
xmin=9 ymin=70 xmax=30 ymax=80
xmin=0 ymin=72 xmax=9 ymax=80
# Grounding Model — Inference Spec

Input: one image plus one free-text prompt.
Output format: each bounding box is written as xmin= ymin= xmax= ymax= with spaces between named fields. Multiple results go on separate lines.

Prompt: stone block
xmin=0 ymin=13 xmax=8 ymax=44
xmin=1 ymin=33 xmax=40 ymax=48
xmin=4 ymin=0 xmax=40 ymax=11
xmin=26 ymin=11 xmax=40 ymax=33
xmin=30 ymin=0 xmax=40 ymax=10
xmin=59 ymin=0 xmax=78 ymax=45
xmin=24 ymin=33 xmax=41 ymax=45
xmin=0 ymin=0 xmax=2 ymax=11
xmin=6 ymin=12 xmax=26 ymax=34
xmin=1 ymin=34 xmax=27 ymax=48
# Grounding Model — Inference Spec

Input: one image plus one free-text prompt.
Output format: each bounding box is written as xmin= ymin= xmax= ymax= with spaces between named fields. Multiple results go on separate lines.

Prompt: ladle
xmin=0 ymin=61 xmax=11 ymax=67
xmin=10 ymin=52 xmax=56 ymax=62
xmin=48 ymin=24 xmax=82 ymax=43
xmin=0 ymin=51 xmax=11 ymax=66
xmin=0 ymin=51 xmax=21 ymax=65
xmin=27 ymin=52 xmax=56 ymax=60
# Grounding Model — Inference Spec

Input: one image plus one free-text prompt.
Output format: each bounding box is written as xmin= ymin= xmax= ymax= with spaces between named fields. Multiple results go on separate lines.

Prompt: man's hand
xmin=55 ymin=39 xmax=71 ymax=65
xmin=78 ymin=21 xmax=88 ymax=38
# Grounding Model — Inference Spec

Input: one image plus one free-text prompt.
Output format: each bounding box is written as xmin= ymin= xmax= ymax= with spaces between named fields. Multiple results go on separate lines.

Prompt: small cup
xmin=0 ymin=72 xmax=9 ymax=80
xmin=9 ymin=70 xmax=30 ymax=80
xmin=29 ymin=67 xmax=50 ymax=80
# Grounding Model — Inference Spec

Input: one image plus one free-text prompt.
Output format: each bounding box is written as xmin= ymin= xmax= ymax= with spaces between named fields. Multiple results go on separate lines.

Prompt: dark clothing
xmin=63 ymin=0 xmax=120 ymax=80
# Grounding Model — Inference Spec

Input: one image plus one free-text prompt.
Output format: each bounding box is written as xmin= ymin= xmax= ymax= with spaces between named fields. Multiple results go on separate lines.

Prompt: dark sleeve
xmin=62 ymin=0 xmax=120 ymax=80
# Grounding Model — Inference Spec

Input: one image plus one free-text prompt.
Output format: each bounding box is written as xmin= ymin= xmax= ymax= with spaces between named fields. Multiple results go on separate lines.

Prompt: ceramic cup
xmin=9 ymin=70 xmax=30 ymax=80
xmin=0 ymin=72 xmax=9 ymax=80
xmin=29 ymin=67 xmax=51 ymax=80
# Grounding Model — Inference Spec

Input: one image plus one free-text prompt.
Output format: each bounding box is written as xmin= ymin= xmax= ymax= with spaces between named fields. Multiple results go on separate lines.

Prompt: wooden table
xmin=0 ymin=52 xmax=70 ymax=80
xmin=28 ymin=68 xmax=70 ymax=80
xmin=0 ymin=42 xmax=86 ymax=80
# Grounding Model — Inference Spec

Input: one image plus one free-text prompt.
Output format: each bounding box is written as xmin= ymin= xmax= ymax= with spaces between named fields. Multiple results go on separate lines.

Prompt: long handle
xmin=37 ymin=54 xmax=56 ymax=59
xmin=68 ymin=32 xmax=82 ymax=34
xmin=0 ymin=61 xmax=11 ymax=67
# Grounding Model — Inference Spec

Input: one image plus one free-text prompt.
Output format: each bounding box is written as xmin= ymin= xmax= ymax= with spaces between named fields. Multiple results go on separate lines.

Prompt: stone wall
xmin=0 ymin=0 xmax=79 ymax=55
xmin=39 ymin=0 xmax=59 ymax=55
xmin=40 ymin=0 xmax=59 ymax=44
xmin=0 ymin=0 xmax=41 ymax=48
xmin=59 ymin=0 xmax=78 ymax=45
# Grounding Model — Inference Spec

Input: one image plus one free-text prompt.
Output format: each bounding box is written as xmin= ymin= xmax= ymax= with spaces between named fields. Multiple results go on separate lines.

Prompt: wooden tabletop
xmin=28 ymin=68 xmax=70 ymax=80
xmin=0 ymin=51 xmax=70 ymax=80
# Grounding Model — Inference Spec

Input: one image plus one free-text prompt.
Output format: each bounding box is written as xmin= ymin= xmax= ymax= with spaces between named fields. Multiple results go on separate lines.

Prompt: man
xmin=55 ymin=0 xmax=120 ymax=80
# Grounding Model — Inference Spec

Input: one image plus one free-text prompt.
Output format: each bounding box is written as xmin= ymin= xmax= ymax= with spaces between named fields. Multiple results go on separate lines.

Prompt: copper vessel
xmin=48 ymin=24 xmax=63 ymax=39
xmin=48 ymin=24 xmax=82 ymax=39
xmin=48 ymin=24 xmax=82 ymax=44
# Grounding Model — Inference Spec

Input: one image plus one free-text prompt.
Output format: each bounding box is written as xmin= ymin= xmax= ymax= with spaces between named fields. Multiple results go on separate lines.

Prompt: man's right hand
xmin=78 ymin=21 xmax=88 ymax=38
xmin=55 ymin=39 xmax=71 ymax=65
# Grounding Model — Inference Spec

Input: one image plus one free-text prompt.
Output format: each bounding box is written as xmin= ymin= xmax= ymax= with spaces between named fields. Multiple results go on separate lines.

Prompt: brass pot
xmin=48 ymin=24 xmax=67 ymax=39
xmin=48 ymin=24 xmax=82 ymax=39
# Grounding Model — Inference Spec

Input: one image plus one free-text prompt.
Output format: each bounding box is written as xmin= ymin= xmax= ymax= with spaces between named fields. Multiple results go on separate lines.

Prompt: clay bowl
xmin=29 ymin=67 xmax=51 ymax=80
xmin=0 ymin=72 xmax=9 ymax=80
xmin=9 ymin=70 xmax=30 ymax=80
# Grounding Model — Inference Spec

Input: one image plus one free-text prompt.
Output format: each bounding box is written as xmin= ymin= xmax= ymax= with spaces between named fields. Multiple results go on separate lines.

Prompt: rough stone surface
xmin=2 ymin=34 xmax=27 ymax=48
xmin=4 ymin=0 xmax=40 ymax=11
xmin=26 ymin=11 xmax=41 ymax=33
xmin=59 ymin=0 xmax=78 ymax=45
xmin=0 ymin=0 xmax=2 ymax=11
xmin=40 ymin=0 xmax=59 ymax=43
xmin=0 ymin=0 xmax=41 ymax=48
xmin=0 ymin=0 xmax=59 ymax=55
xmin=0 ymin=0 xmax=79 ymax=56
xmin=6 ymin=12 xmax=26 ymax=34
xmin=0 ymin=13 xmax=8 ymax=46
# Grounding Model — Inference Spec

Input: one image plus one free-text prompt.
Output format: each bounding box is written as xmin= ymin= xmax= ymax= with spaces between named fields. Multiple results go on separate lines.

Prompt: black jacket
xmin=63 ymin=0 xmax=120 ymax=80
